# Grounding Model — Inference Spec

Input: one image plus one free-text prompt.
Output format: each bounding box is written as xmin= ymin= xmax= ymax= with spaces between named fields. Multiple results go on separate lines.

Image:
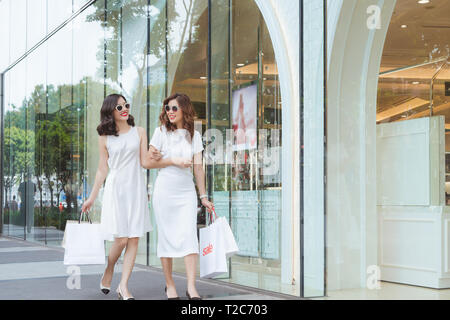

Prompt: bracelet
xmin=199 ymin=194 xmax=208 ymax=199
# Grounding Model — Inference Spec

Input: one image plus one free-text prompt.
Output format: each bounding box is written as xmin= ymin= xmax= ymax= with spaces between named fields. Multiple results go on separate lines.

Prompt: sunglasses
xmin=116 ymin=103 xmax=130 ymax=112
xmin=165 ymin=105 xmax=178 ymax=112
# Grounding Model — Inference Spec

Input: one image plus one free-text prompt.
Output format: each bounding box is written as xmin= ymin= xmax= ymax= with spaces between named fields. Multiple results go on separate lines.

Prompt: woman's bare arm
xmin=81 ymin=135 xmax=109 ymax=213
xmin=138 ymin=127 xmax=174 ymax=169
xmin=89 ymin=135 xmax=109 ymax=201
xmin=193 ymin=151 xmax=214 ymax=212
xmin=193 ymin=152 xmax=207 ymax=196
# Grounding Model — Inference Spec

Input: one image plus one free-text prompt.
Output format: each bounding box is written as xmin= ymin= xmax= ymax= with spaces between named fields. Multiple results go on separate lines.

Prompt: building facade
xmin=1 ymin=0 xmax=449 ymax=299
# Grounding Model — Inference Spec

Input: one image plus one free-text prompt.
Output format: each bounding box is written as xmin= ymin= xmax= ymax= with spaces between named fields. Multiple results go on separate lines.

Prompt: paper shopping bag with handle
xmin=63 ymin=210 xmax=105 ymax=265
xmin=213 ymin=210 xmax=239 ymax=258
xmin=199 ymin=210 xmax=228 ymax=278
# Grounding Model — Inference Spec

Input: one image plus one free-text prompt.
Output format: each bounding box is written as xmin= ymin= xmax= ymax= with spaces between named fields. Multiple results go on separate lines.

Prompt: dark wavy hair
xmin=159 ymin=93 xmax=196 ymax=142
xmin=96 ymin=93 xmax=135 ymax=136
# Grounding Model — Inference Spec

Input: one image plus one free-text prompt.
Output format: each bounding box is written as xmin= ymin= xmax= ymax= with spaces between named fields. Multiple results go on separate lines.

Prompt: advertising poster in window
xmin=232 ymin=83 xmax=257 ymax=151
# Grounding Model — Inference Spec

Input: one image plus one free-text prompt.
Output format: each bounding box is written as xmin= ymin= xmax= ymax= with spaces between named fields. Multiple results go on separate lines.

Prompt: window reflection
xmin=26 ymin=0 xmax=46 ymax=51
xmin=47 ymin=0 xmax=73 ymax=32
xmin=1 ymin=0 xmax=294 ymax=297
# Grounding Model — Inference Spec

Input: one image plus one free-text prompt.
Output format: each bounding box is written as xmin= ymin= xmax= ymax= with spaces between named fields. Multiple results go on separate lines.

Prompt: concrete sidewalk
xmin=0 ymin=236 xmax=289 ymax=300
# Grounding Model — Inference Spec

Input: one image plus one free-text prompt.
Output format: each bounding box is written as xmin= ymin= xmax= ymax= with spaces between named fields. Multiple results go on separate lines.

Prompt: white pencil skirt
xmin=152 ymin=170 xmax=199 ymax=258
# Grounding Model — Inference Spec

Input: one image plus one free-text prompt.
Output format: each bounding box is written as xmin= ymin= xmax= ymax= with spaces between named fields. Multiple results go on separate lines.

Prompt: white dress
xmin=150 ymin=126 xmax=204 ymax=258
xmin=100 ymin=126 xmax=153 ymax=241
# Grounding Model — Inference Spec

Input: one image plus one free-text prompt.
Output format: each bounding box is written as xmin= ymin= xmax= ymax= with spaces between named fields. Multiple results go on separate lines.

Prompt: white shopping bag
xmin=199 ymin=215 xmax=228 ymax=278
xmin=215 ymin=216 xmax=239 ymax=258
xmin=63 ymin=211 xmax=105 ymax=265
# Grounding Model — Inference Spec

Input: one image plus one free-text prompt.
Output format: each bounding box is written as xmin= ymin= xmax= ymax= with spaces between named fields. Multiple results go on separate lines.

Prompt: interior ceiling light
xmin=418 ymin=0 xmax=430 ymax=4
xmin=412 ymin=81 xmax=420 ymax=84
xmin=237 ymin=63 xmax=245 ymax=67
xmin=401 ymin=24 xmax=407 ymax=28
xmin=200 ymin=76 xmax=207 ymax=80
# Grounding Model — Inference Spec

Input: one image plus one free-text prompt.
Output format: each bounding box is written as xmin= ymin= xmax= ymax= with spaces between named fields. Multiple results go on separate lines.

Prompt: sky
xmin=1 ymin=0 xmax=103 ymax=110
xmin=1 ymin=0 xmax=200 ymax=111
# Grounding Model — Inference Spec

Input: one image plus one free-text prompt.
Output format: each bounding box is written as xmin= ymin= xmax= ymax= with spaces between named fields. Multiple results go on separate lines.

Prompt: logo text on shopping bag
xmin=202 ymin=243 xmax=213 ymax=256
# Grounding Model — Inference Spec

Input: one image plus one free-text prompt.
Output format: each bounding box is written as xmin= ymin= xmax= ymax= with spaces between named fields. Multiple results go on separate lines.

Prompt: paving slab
xmin=0 ymin=236 xmax=288 ymax=300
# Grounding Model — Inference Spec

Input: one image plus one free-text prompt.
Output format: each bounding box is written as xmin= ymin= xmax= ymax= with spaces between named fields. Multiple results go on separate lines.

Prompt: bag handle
xmin=207 ymin=207 xmax=218 ymax=225
xmin=79 ymin=209 xmax=92 ymax=224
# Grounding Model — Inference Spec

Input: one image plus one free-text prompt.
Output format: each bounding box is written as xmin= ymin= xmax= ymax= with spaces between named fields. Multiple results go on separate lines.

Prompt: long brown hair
xmin=159 ymin=93 xmax=195 ymax=142
xmin=96 ymin=93 xmax=135 ymax=136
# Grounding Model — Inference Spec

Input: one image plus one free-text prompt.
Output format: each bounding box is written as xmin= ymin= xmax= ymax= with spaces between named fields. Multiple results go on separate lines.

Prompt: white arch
xmin=254 ymin=0 xmax=300 ymax=285
xmin=327 ymin=0 xmax=396 ymax=290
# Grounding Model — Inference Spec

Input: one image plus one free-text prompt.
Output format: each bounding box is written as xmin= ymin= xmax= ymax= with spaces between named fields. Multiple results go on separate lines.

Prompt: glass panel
xmin=5 ymin=62 xmax=27 ymax=239
xmin=2 ymin=72 xmax=11 ymax=236
xmin=101 ymin=0 xmax=149 ymax=265
xmin=105 ymin=0 xmax=122 ymax=95
xmin=0 ymin=0 xmax=10 ymax=71
xmin=45 ymin=22 xmax=73 ymax=246
xmin=9 ymin=0 xmax=27 ymax=64
xmin=24 ymin=43 xmax=46 ymax=243
xmin=73 ymin=0 xmax=91 ymax=12
xmin=324 ymin=0 xmax=450 ymax=298
xmin=73 ymin=0 xmax=105 ymax=230
xmin=210 ymin=0 xmax=231 ymax=279
xmin=209 ymin=0 xmax=292 ymax=296
xmin=148 ymin=0 xmax=167 ymax=268
xmin=302 ymin=0 xmax=325 ymax=297
xmin=164 ymin=0 xmax=208 ymax=275
xmin=121 ymin=0 xmax=149 ymax=265
xmin=47 ymin=0 xmax=73 ymax=32
xmin=26 ymin=0 xmax=47 ymax=50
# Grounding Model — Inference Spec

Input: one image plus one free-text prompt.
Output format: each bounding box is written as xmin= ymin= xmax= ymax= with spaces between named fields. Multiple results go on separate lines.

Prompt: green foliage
xmin=3 ymin=78 xmax=92 ymax=216
xmin=4 ymin=206 xmax=78 ymax=231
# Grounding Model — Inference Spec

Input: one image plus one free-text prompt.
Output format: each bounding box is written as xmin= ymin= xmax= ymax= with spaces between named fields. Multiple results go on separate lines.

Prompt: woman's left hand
xmin=149 ymin=145 xmax=162 ymax=160
xmin=201 ymin=198 xmax=214 ymax=213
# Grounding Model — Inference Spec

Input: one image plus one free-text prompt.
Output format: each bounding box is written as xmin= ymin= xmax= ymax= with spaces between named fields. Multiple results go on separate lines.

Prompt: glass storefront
xmin=325 ymin=0 xmax=450 ymax=297
xmin=1 ymin=0 xmax=308 ymax=297
xmin=4 ymin=0 xmax=449 ymax=300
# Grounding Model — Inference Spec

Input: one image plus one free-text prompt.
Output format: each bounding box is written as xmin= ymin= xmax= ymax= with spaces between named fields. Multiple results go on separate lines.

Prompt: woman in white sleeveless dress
xmin=81 ymin=93 xmax=154 ymax=300
xmin=145 ymin=93 xmax=214 ymax=300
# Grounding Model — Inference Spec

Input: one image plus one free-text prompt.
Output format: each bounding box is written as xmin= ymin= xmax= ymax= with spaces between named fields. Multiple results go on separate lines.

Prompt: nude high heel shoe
xmin=116 ymin=284 xmax=135 ymax=300
xmin=165 ymin=286 xmax=180 ymax=300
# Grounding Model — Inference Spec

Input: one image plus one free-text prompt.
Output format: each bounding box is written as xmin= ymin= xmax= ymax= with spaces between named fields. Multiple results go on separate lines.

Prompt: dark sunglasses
xmin=165 ymin=105 xmax=178 ymax=112
xmin=116 ymin=103 xmax=130 ymax=112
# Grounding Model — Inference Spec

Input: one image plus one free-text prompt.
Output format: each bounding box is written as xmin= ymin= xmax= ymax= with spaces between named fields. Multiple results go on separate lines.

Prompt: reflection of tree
xmin=55 ymin=106 xmax=83 ymax=211
xmin=86 ymin=1 xmax=151 ymax=105
xmin=169 ymin=0 xmax=194 ymax=57
xmin=3 ymin=78 xmax=108 ymax=216
xmin=86 ymin=0 xmax=203 ymax=96
xmin=3 ymin=126 xmax=34 ymax=207
xmin=35 ymin=117 xmax=54 ymax=209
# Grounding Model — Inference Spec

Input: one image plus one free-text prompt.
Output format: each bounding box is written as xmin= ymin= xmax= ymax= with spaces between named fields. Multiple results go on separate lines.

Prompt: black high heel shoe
xmin=186 ymin=290 xmax=202 ymax=300
xmin=165 ymin=286 xmax=180 ymax=300
xmin=100 ymin=273 xmax=111 ymax=295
